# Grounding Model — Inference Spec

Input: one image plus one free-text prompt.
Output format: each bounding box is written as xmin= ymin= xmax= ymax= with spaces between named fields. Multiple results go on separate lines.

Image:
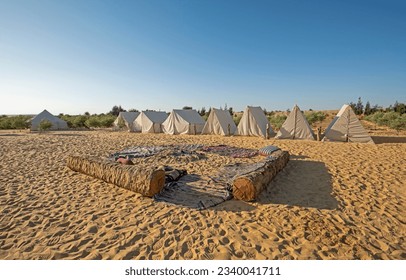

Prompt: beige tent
xmin=275 ymin=105 xmax=315 ymax=140
xmin=202 ymin=108 xmax=237 ymax=136
xmin=133 ymin=111 xmax=168 ymax=133
xmin=162 ymin=109 xmax=205 ymax=135
xmin=30 ymin=109 xmax=68 ymax=131
xmin=322 ymin=104 xmax=374 ymax=143
xmin=237 ymin=106 xmax=274 ymax=137
xmin=113 ymin=112 xmax=139 ymax=131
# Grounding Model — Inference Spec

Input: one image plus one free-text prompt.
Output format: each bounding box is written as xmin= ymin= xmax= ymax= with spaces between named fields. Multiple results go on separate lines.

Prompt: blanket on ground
xmin=200 ymin=145 xmax=258 ymax=158
xmin=109 ymin=144 xmax=203 ymax=161
xmin=154 ymin=173 xmax=232 ymax=210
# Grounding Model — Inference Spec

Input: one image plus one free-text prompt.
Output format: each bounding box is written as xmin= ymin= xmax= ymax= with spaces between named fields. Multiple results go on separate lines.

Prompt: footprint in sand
xmin=164 ymin=249 xmax=175 ymax=259
xmin=164 ymin=237 xmax=174 ymax=247
xmin=152 ymin=239 xmax=164 ymax=251
xmin=46 ymin=235 xmax=61 ymax=247
xmin=243 ymin=248 xmax=257 ymax=259
xmin=203 ymin=252 xmax=214 ymax=260
xmin=123 ymin=249 xmax=140 ymax=259
xmin=171 ymin=217 xmax=181 ymax=225
xmin=183 ymin=249 xmax=193 ymax=259
xmin=220 ymin=236 xmax=230 ymax=245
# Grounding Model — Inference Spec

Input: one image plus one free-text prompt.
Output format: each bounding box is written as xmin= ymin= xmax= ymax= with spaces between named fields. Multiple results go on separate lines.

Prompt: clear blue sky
xmin=0 ymin=0 xmax=405 ymax=115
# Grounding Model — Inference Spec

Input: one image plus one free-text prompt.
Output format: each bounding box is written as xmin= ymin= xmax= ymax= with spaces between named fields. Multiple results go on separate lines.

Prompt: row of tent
xmin=112 ymin=104 xmax=374 ymax=143
xmin=30 ymin=104 xmax=374 ymax=143
xmin=113 ymin=107 xmax=268 ymax=136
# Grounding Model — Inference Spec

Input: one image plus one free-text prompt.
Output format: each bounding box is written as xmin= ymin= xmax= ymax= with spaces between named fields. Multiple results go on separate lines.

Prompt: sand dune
xmin=0 ymin=130 xmax=405 ymax=260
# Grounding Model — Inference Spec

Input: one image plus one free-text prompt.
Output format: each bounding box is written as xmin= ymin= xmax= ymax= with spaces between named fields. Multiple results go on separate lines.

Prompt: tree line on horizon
xmin=0 ymin=100 xmax=404 ymax=130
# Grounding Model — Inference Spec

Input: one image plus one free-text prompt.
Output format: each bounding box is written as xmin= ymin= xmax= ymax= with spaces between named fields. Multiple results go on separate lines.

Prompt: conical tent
xmin=113 ymin=112 xmax=139 ymax=131
xmin=30 ymin=109 xmax=68 ymax=131
xmin=322 ymin=104 xmax=374 ymax=143
xmin=202 ymin=108 xmax=237 ymax=136
xmin=162 ymin=109 xmax=205 ymax=135
xmin=275 ymin=105 xmax=315 ymax=140
xmin=133 ymin=111 xmax=168 ymax=133
xmin=237 ymin=106 xmax=274 ymax=137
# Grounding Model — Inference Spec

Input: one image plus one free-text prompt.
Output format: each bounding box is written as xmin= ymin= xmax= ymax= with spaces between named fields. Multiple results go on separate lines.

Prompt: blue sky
xmin=0 ymin=0 xmax=405 ymax=115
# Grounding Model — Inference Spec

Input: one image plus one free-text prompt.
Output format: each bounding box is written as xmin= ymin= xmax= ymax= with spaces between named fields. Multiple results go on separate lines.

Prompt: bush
xmin=13 ymin=115 xmax=31 ymax=129
xmin=99 ymin=115 xmax=115 ymax=127
xmin=305 ymin=111 xmax=326 ymax=125
xmin=39 ymin=119 xmax=53 ymax=132
xmin=268 ymin=115 xmax=287 ymax=130
xmin=233 ymin=115 xmax=242 ymax=126
xmin=0 ymin=115 xmax=31 ymax=129
xmin=72 ymin=115 xmax=89 ymax=128
xmin=85 ymin=117 xmax=100 ymax=128
xmin=116 ymin=117 xmax=126 ymax=129
xmin=84 ymin=114 xmax=116 ymax=128
xmin=365 ymin=111 xmax=406 ymax=130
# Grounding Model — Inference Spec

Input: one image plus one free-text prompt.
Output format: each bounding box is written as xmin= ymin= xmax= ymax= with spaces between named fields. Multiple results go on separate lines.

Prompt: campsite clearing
xmin=0 ymin=130 xmax=404 ymax=260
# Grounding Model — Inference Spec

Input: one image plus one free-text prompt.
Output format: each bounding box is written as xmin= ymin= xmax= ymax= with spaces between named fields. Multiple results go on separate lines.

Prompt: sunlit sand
xmin=0 ymin=124 xmax=405 ymax=260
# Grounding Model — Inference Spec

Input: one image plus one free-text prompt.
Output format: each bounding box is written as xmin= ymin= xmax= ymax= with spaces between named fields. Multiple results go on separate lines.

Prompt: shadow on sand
xmin=371 ymin=136 xmax=406 ymax=144
xmin=257 ymin=159 xmax=338 ymax=210
xmin=155 ymin=157 xmax=337 ymax=212
xmin=0 ymin=133 xmax=24 ymax=137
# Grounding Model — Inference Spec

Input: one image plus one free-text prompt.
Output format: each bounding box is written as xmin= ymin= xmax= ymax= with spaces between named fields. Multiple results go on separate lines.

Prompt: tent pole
xmin=346 ymin=109 xmax=350 ymax=142
xmin=266 ymin=123 xmax=270 ymax=139
xmin=293 ymin=108 xmax=297 ymax=140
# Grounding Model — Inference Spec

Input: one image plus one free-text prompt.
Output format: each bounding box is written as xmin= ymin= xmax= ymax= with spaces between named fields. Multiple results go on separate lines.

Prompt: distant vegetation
xmin=59 ymin=114 xmax=116 ymax=129
xmin=364 ymin=112 xmax=406 ymax=131
xmin=233 ymin=114 xmax=242 ymax=126
xmin=1 ymin=101 xmax=404 ymax=130
xmin=267 ymin=115 xmax=287 ymax=130
xmin=38 ymin=119 xmax=52 ymax=132
xmin=0 ymin=115 xmax=31 ymax=129
xmin=305 ymin=111 xmax=326 ymax=125
xmin=348 ymin=98 xmax=405 ymax=116
xmin=348 ymin=98 xmax=405 ymax=131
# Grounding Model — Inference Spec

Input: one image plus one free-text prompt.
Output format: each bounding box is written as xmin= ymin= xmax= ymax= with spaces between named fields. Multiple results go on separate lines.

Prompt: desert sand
xmin=0 ymin=129 xmax=405 ymax=260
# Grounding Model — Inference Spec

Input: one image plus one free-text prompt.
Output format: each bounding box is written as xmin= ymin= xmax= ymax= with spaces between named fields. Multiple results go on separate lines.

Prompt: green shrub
xmin=0 ymin=117 xmax=13 ymax=129
xmin=365 ymin=111 xmax=406 ymax=130
xmin=85 ymin=117 xmax=100 ymax=128
xmin=72 ymin=115 xmax=89 ymax=128
xmin=99 ymin=115 xmax=115 ymax=127
xmin=268 ymin=115 xmax=287 ymax=130
xmin=13 ymin=115 xmax=31 ymax=129
xmin=39 ymin=119 xmax=53 ymax=132
xmin=0 ymin=115 xmax=31 ymax=129
xmin=233 ymin=115 xmax=242 ymax=126
xmin=305 ymin=111 xmax=326 ymax=125
xmin=116 ymin=117 xmax=126 ymax=129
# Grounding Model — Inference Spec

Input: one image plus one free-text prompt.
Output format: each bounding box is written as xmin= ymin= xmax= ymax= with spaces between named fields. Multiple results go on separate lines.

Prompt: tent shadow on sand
xmin=0 ymin=133 xmax=24 ymax=137
xmin=371 ymin=136 xmax=406 ymax=144
xmin=257 ymin=157 xmax=338 ymax=210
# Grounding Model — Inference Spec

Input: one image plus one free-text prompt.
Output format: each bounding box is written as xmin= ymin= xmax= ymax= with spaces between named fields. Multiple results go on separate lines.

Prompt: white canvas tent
xmin=30 ymin=109 xmax=68 ymax=131
xmin=275 ymin=105 xmax=315 ymax=140
xmin=133 ymin=111 xmax=168 ymax=133
xmin=202 ymin=108 xmax=237 ymax=136
xmin=237 ymin=106 xmax=274 ymax=137
xmin=162 ymin=109 xmax=205 ymax=135
xmin=113 ymin=112 xmax=139 ymax=131
xmin=322 ymin=104 xmax=374 ymax=143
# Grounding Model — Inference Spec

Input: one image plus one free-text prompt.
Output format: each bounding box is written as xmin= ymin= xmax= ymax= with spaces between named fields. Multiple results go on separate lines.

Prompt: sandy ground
xmin=0 ymin=129 xmax=405 ymax=260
